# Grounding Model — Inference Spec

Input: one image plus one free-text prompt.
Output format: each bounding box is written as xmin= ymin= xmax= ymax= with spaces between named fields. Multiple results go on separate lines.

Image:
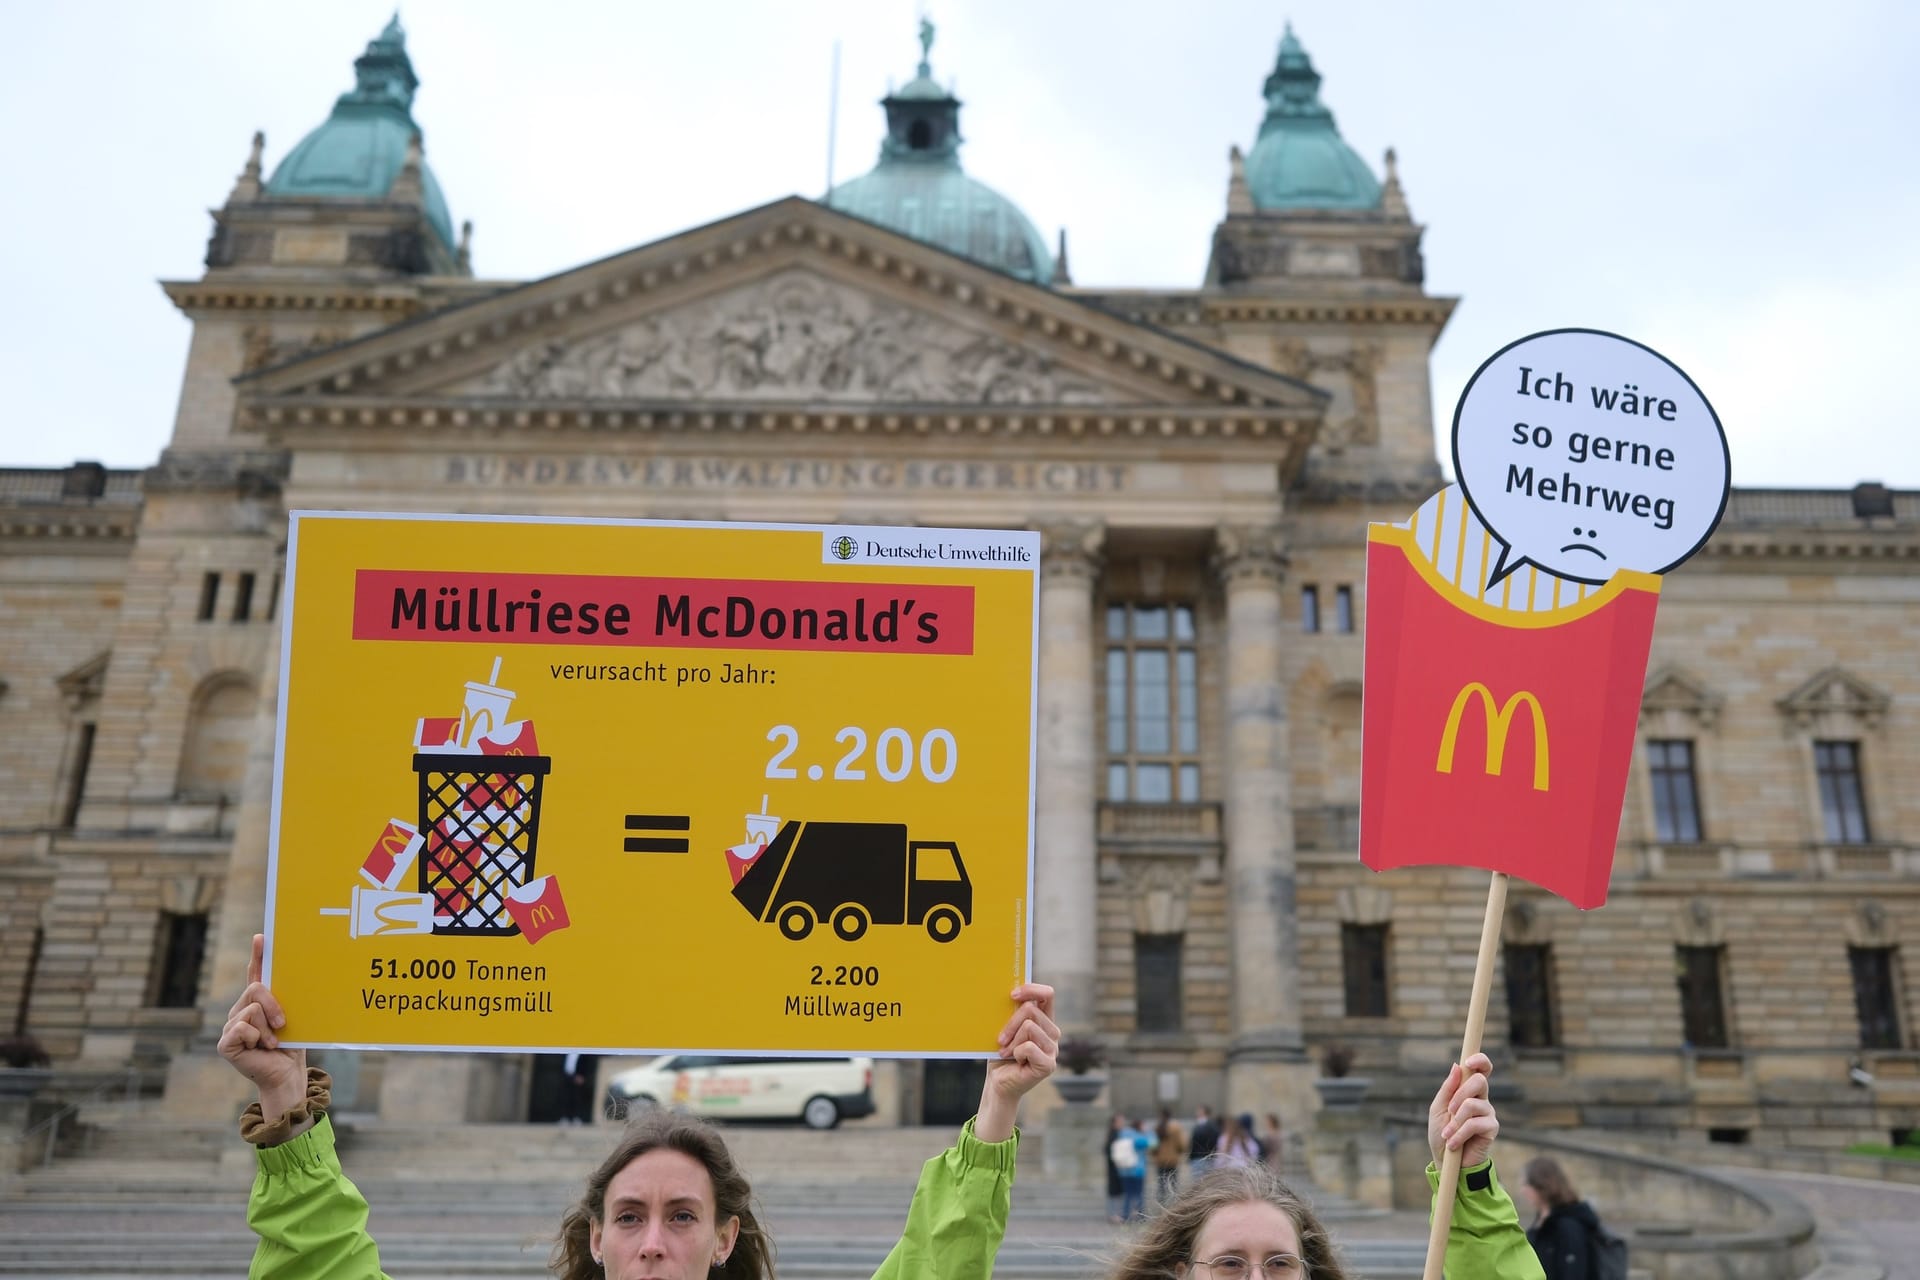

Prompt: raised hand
xmin=976 ymin=982 xmax=1057 ymax=1142
xmin=1427 ymin=1051 xmax=1499 ymax=1169
xmin=218 ymin=934 xmax=307 ymax=1115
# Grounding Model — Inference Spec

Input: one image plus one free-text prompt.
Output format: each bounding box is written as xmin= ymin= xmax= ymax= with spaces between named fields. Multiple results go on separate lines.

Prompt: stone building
xmin=3 ymin=19 xmax=1917 ymax=1146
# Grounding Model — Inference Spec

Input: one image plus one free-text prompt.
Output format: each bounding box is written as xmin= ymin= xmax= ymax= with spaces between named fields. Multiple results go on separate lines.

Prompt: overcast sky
xmin=4 ymin=0 xmax=1916 ymax=489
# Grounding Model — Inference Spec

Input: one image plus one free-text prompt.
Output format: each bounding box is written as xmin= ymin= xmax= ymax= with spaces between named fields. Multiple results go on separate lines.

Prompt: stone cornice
xmin=236 ymin=395 xmax=1320 ymax=451
xmin=0 ymin=507 xmax=140 ymax=540
xmin=233 ymin=199 xmax=1328 ymax=417
xmin=1077 ymin=290 xmax=1459 ymax=331
xmin=162 ymin=279 xmax=430 ymax=316
xmin=1697 ymin=528 xmax=1920 ymax=566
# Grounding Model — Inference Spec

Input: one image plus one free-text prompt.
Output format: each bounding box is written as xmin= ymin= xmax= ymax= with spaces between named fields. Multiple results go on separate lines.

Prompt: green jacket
xmin=1425 ymin=1158 xmax=1551 ymax=1280
xmin=246 ymin=1114 xmax=1018 ymax=1280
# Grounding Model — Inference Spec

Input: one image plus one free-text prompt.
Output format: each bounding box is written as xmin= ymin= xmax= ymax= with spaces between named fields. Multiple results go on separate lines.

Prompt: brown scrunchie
xmin=238 ymin=1067 xmax=333 ymax=1147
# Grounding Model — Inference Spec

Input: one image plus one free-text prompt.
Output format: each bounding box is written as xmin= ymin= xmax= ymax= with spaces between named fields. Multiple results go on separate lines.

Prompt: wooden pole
xmin=1420 ymin=871 xmax=1510 ymax=1280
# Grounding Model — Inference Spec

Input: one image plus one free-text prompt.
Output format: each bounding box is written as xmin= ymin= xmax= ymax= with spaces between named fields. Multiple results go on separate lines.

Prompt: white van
xmin=605 ymin=1054 xmax=875 ymax=1129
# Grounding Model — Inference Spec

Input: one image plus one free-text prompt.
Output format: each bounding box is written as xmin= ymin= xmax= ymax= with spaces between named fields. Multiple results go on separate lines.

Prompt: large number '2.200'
xmin=764 ymin=725 xmax=958 ymax=783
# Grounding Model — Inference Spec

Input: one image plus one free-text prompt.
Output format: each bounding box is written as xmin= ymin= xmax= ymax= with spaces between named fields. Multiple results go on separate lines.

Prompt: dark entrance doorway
xmin=920 ymin=1059 xmax=987 ymax=1126
xmin=529 ymin=1054 xmax=599 ymax=1123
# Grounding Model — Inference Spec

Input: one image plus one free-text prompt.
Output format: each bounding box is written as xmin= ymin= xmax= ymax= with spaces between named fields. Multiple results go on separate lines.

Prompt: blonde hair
xmin=551 ymin=1109 xmax=774 ymax=1279
xmin=1106 ymin=1165 xmax=1350 ymax=1280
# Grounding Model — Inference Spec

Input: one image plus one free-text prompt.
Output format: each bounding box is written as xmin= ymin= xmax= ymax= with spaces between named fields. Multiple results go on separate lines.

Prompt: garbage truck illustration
xmin=729 ymin=820 xmax=972 ymax=943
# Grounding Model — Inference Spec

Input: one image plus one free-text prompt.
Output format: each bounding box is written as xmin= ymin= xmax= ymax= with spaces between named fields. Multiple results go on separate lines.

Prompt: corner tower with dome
xmin=3 ymin=15 xmax=1914 ymax=1178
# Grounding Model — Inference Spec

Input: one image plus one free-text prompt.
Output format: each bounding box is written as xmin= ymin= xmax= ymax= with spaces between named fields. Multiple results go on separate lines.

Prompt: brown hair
xmin=1521 ymin=1155 xmax=1581 ymax=1209
xmin=551 ymin=1108 xmax=774 ymax=1280
xmin=1106 ymin=1165 xmax=1350 ymax=1280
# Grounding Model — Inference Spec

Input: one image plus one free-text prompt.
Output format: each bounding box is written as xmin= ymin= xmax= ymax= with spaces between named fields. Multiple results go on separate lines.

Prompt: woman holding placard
xmin=1104 ymin=1055 xmax=1544 ymax=1280
xmin=220 ymin=935 xmax=1057 ymax=1279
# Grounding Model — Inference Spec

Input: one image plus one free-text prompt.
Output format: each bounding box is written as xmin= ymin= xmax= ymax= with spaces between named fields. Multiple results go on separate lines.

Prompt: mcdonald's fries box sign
xmin=267 ymin=512 xmax=1039 ymax=1055
xmin=1359 ymin=525 xmax=1659 ymax=909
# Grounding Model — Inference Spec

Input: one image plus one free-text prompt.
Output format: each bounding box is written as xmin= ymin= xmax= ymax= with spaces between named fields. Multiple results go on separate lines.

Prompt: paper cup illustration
xmin=321 ymin=886 xmax=436 ymax=939
xmin=459 ymin=656 xmax=516 ymax=749
xmin=727 ymin=795 xmax=781 ymax=886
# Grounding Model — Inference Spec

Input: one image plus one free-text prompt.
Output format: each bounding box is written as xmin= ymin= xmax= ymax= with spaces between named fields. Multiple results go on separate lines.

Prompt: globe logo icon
xmin=831 ymin=536 xmax=858 ymax=561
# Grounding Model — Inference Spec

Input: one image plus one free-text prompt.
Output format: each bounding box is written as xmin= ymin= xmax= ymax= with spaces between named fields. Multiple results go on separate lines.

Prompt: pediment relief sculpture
xmin=473 ymin=271 xmax=1110 ymax=406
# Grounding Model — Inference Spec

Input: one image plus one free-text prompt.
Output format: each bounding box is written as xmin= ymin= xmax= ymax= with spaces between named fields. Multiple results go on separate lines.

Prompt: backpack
xmin=1109 ymin=1133 xmax=1140 ymax=1173
xmin=1589 ymin=1220 xmax=1628 ymax=1280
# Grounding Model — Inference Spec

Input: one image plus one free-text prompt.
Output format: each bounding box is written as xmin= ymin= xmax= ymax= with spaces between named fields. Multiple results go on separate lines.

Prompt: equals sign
xmin=624 ymin=814 xmax=690 ymax=854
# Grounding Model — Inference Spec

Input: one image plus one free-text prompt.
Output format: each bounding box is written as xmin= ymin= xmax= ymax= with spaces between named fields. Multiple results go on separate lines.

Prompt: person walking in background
xmin=1188 ymin=1103 xmax=1220 ymax=1174
xmin=1214 ymin=1112 xmax=1261 ymax=1169
xmin=1151 ymin=1108 xmax=1188 ymax=1205
xmin=1519 ymin=1155 xmax=1616 ymax=1280
xmin=1112 ymin=1115 xmax=1152 ymax=1222
xmin=1105 ymin=1113 xmax=1128 ymax=1224
xmin=1259 ymin=1112 xmax=1284 ymax=1168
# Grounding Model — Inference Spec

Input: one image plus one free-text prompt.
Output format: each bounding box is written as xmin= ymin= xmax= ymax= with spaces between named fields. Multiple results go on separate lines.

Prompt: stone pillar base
xmin=161 ymin=1050 xmax=256 ymax=1122
xmin=1304 ymin=1110 xmax=1394 ymax=1209
xmin=1040 ymin=1101 xmax=1110 ymax=1189
xmin=1225 ymin=1056 xmax=1317 ymax=1139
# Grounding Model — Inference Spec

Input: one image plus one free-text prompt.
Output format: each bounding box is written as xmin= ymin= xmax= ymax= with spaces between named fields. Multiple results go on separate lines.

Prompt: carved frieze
xmin=476 ymin=271 xmax=1110 ymax=406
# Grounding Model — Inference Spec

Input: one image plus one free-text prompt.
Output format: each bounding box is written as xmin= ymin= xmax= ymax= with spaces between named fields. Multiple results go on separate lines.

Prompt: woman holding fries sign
xmin=221 ymin=935 xmax=1058 ymax=1279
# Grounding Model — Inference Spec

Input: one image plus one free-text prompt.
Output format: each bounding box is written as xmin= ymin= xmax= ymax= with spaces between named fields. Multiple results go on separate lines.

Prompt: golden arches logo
xmin=528 ymin=904 xmax=555 ymax=927
xmin=1435 ymin=683 xmax=1549 ymax=791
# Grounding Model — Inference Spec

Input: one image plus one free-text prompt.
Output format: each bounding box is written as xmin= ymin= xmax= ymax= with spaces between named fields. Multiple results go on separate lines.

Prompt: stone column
xmin=1033 ymin=522 xmax=1103 ymax=1035
xmin=164 ymin=614 xmax=284 ymax=1118
xmin=1212 ymin=525 xmax=1314 ymax=1122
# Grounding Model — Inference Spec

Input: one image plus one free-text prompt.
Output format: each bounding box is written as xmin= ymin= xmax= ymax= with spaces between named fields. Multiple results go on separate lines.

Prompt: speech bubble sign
xmin=1452 ymin=328 xmax=1729 ymax=586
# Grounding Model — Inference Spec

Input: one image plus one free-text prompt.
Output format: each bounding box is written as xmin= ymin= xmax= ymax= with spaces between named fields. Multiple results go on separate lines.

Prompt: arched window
xmin=176 ymin=676 xmax=258 ymax=801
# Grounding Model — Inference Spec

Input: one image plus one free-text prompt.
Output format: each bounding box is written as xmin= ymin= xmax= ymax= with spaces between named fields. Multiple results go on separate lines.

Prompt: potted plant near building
xmin=0 ymin=1033 xmax=52 ymax=1100
xmin=1053 ymin=1035 xmax=1108 ymax=1104
xmin=1312 ymin=1042 xmax=1371 ymax=1110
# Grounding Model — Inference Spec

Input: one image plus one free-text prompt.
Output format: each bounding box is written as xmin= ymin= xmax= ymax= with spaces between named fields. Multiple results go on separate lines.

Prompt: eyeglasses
xmin=1192 ymin=1255 xmax=1308 ymax=1279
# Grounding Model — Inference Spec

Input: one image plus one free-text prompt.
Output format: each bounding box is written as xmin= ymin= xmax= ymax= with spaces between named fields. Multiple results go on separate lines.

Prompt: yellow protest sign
xmin=266 ymin=513 xmax=1037 ymax=1056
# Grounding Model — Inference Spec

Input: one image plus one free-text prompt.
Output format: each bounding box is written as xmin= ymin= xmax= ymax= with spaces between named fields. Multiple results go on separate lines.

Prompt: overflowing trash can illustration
xmin=414 ymin=751 xmax=552 ymax=936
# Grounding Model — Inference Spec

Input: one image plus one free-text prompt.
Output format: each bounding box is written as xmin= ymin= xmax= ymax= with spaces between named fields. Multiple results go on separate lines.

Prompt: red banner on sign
xmin=350 ymin=571 xmax=975 ymax=655
xmin=1359 ymin=526 xmax=1661 ymax=909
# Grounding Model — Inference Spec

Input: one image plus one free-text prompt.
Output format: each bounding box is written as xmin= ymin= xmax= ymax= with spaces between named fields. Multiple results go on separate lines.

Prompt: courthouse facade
xmin=3 ymin=20 xmax=1918 ymax=1143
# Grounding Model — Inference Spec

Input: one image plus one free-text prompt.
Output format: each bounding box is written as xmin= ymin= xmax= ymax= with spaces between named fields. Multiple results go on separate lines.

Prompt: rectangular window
xmin=1815 ymin=740 xmax=1872 ymax=844
xmin=1504 ymin=943 xmax=1558 ymax=1048
xmin=1850 ymin=946 xmax=1905 ymax=1050
xmin=1135 ymin=934 xmax=1184 ymax=1033
xmin=1334 ymin=585 xmax=1355 ymax=633
xmin=149 ymin=912 xmax=210 ymax=1009
xmin=266 ymin=569 xmax=282 ymax=622
xmin=231 ymin=571 xmax=256 ymax=623
xmin=1301 ymin=585 xmax=1321 ymax=633
xmin=1675 ymin=944 xmax=1731 ymax=1049
xmin=1104 ymin=602 xmax=1201 ymax=803
xmin=1647 ymin=739 xmax=1704 ymax=842
xmin=1341 ymin=923 xmax=1390 ymax=1018
xmin=60 ymin=722 xmax=96 ymax=829
xmin=196 ymin=572 xmax=220 ymax=622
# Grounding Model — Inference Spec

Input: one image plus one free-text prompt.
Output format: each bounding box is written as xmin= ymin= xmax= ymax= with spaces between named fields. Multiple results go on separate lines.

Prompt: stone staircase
xmin=0 ymin=1119 xmax=1433 ymax=1277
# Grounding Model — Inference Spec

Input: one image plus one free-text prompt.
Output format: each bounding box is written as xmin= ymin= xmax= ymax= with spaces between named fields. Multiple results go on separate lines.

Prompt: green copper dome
xmin=827 ymin=21 xmax=1053 ymax=283
xmin=1244 ymin=25 xmax=1381 ymax=212
xmin=265 ymin=17 xmax=455 ymax=247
